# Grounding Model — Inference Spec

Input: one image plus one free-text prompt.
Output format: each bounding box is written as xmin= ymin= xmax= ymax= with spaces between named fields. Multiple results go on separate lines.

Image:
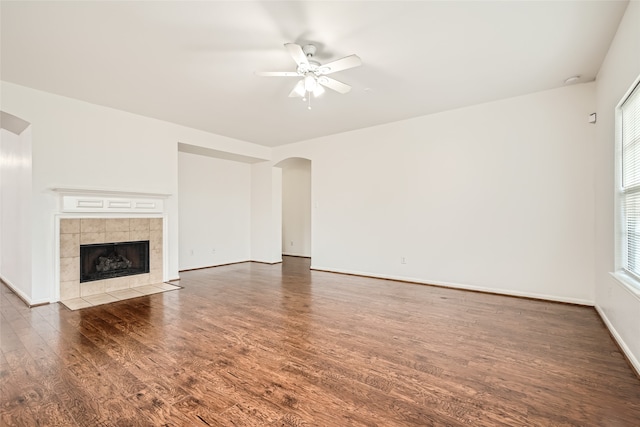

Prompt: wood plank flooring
xmin=2 ymin=256 xmax=640 ymax=426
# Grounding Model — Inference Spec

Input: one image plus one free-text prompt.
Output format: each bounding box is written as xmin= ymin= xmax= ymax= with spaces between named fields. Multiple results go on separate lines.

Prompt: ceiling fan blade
xmin=285 ymin=43 xmax=309 ymax=67
xmin=318 ymin=54 xmax=362 ymax=74
xmin=288 ymin=80 xmax=305 ymax=97
xmin=318 ymin=77 xmax=352 ymax=94
xmin=255 ymin=71 xmax=299 ymax=77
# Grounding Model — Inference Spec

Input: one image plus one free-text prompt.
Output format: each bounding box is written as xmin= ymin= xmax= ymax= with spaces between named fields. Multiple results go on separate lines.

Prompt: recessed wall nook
xmin=53 ymin=188 xmax=177 ymax=309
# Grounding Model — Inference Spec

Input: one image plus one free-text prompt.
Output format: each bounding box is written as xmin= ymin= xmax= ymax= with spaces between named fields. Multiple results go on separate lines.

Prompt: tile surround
xmin=59 ymin=217 xmax=164 ymax=301
xmin=80 ymin=280 xmax=105 ymax=297
xmin=106 ymin=218 xmax=130 ymax=232
xmin=104 ymin=231 xmax=128 ymax=243
xmin=81 ymin=232 xmax=106 ymax=245
xmin=130 ymin=218 xmax=150 ymax=231
xmin=60 ymin=219 xmax=80 ymax=234
xmin=60 ymin=257 xmax=80 ymax=282
xmin=60 ymin=233 xmax=79 ymax=258
xmin=60 ymin=280 xmax=80 ymax=299
xmin=130 ymin=230 xmax=150 ymax=241
xmin=80 ymin=218 xmax=106 ymax=233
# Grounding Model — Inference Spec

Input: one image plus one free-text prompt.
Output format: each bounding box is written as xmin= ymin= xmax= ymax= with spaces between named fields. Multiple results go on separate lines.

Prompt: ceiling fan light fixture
xmin=313 ymin=84 xmax=325 ymax=97
xmin=293 ymin=80 xmax=306 ymax=97
xmin=304 ymin=75 xmax=317 ymax=92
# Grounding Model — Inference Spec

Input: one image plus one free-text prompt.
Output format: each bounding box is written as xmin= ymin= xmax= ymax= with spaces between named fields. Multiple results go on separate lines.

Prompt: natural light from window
xmin=619 ymin=77 xmax=640 ymax=292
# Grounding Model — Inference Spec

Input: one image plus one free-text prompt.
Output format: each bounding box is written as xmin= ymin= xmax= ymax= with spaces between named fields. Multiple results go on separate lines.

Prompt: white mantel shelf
xmin=51 ymin=187 xmax=171 ymax=198
xmin=51 ymin=187 xmax=170 ymax=214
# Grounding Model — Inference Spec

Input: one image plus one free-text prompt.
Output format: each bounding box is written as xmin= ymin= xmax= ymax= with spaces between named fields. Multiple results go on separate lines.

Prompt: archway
xmin=275 ymin=157 xmax=311 ymax=259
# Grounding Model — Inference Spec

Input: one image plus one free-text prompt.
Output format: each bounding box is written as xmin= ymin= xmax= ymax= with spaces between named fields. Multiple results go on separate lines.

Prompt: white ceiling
xmin=0 ymin=1 xmax=629 ymax=147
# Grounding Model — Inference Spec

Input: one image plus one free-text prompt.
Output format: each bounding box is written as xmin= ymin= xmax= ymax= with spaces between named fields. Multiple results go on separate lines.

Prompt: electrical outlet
xmin=401 ymin=257 xmax=406 ymax=264
xmin=190 ymin=249 xmax=194 ymax=256
xmin=290 ymin=241 xmax=294 ymax=246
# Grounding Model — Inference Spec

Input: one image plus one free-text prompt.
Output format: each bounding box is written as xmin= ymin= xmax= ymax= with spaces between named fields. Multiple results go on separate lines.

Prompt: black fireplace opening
xmin=80 ymin=240 xmax=150 ymax=283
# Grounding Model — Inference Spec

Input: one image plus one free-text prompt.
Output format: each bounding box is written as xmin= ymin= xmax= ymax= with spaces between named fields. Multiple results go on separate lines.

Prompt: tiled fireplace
xmin=59 ymin=217 xmax=164 ymax=300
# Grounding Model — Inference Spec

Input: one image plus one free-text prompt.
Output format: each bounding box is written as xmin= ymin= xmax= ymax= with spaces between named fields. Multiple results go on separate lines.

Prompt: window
xmin=620 ymin=79 xmax=640 ymax=283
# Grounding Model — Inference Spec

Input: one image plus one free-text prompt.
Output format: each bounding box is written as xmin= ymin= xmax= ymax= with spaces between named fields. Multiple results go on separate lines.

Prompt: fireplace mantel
xmin=53 ymin=188 xmax=170 ymax=302
xmin=51 ymin=187 xmax=170 ymax=214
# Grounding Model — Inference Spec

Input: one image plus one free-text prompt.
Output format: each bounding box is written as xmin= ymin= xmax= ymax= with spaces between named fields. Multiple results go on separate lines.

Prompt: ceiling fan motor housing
xmin=302 ymin=44 xmax=317 ymax=58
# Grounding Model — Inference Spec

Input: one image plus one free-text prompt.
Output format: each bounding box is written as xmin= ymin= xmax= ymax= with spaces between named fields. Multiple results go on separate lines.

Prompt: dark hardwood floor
xmin=1 ymin=256 xmax=640 ymax=426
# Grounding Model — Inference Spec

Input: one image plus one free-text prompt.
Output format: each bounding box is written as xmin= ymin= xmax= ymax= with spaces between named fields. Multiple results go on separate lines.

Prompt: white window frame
xmin=615 ymin=74 xmax=640 ymax=295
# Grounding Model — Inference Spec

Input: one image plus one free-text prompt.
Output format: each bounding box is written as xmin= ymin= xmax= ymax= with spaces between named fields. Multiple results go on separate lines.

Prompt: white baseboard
xmin=595 ymin=305 xmax=640 ymax=376
xmin=309 ymin=265 xmax=594 ymax=306
xmin=251 ymin=259 xmax=283 ymax=265
xmin=282 ymin=253 xmax=311 ymax=258
xmin=0 ymin=274 xmax=35 ymax=306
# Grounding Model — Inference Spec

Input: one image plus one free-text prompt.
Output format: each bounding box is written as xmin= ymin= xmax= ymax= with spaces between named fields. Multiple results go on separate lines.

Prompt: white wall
xmin=274 ymin=83 xmax=596 ymax=304
xmin=594 ymin=0 xmax=640 ymax=374
xmin=0 ymin=127 xmax=32 ymax=301
xmin=250 ymin=162 xmax=282 ymax=263
xmin=281 ymin=158 xmax=311 ymax=257
xmin=0 ymin=81 xmax=270 ymax=303
xmin=178 ymin=151 xmax=251 ymax=269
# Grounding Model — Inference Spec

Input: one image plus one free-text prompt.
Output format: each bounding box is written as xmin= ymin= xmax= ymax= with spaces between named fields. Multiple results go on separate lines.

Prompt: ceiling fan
xmin=256 ymin=43 xmax=362 ymax=108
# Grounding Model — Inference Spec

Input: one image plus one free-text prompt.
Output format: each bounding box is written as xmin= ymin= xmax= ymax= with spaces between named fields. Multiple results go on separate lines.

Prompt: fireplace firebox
xmin=80 ymin=240 xmax=150 ymax=283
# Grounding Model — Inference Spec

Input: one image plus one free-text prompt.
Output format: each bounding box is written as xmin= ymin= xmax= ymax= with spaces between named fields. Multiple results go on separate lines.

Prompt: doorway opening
xmin=278 ymin=158 xmax=311 ymax=259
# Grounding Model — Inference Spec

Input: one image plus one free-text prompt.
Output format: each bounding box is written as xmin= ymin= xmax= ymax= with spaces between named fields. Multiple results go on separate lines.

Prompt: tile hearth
xmin=61 ymin=282 xmax=180 ymax=310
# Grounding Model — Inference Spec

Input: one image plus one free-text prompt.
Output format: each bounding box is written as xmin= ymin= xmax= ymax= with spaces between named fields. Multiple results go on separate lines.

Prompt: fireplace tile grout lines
xmin=60 ymin=282 xmax=180 ymax=310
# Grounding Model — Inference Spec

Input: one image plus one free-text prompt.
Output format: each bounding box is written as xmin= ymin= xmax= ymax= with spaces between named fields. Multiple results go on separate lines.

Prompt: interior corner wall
xmin=593 ymin=0 xmax=640 ymax=373
xmin=0 ymin=81 xmax=269 ymax=302
xmin=177 ymin=151 xmax=251 ymax=270
xmin=282 ymin=159 xmax=311 ymax=257
xmin=274 ymin=83 xmax=597 ymax=304
xmin=0 ymin=127 xmax=32 ymax=302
